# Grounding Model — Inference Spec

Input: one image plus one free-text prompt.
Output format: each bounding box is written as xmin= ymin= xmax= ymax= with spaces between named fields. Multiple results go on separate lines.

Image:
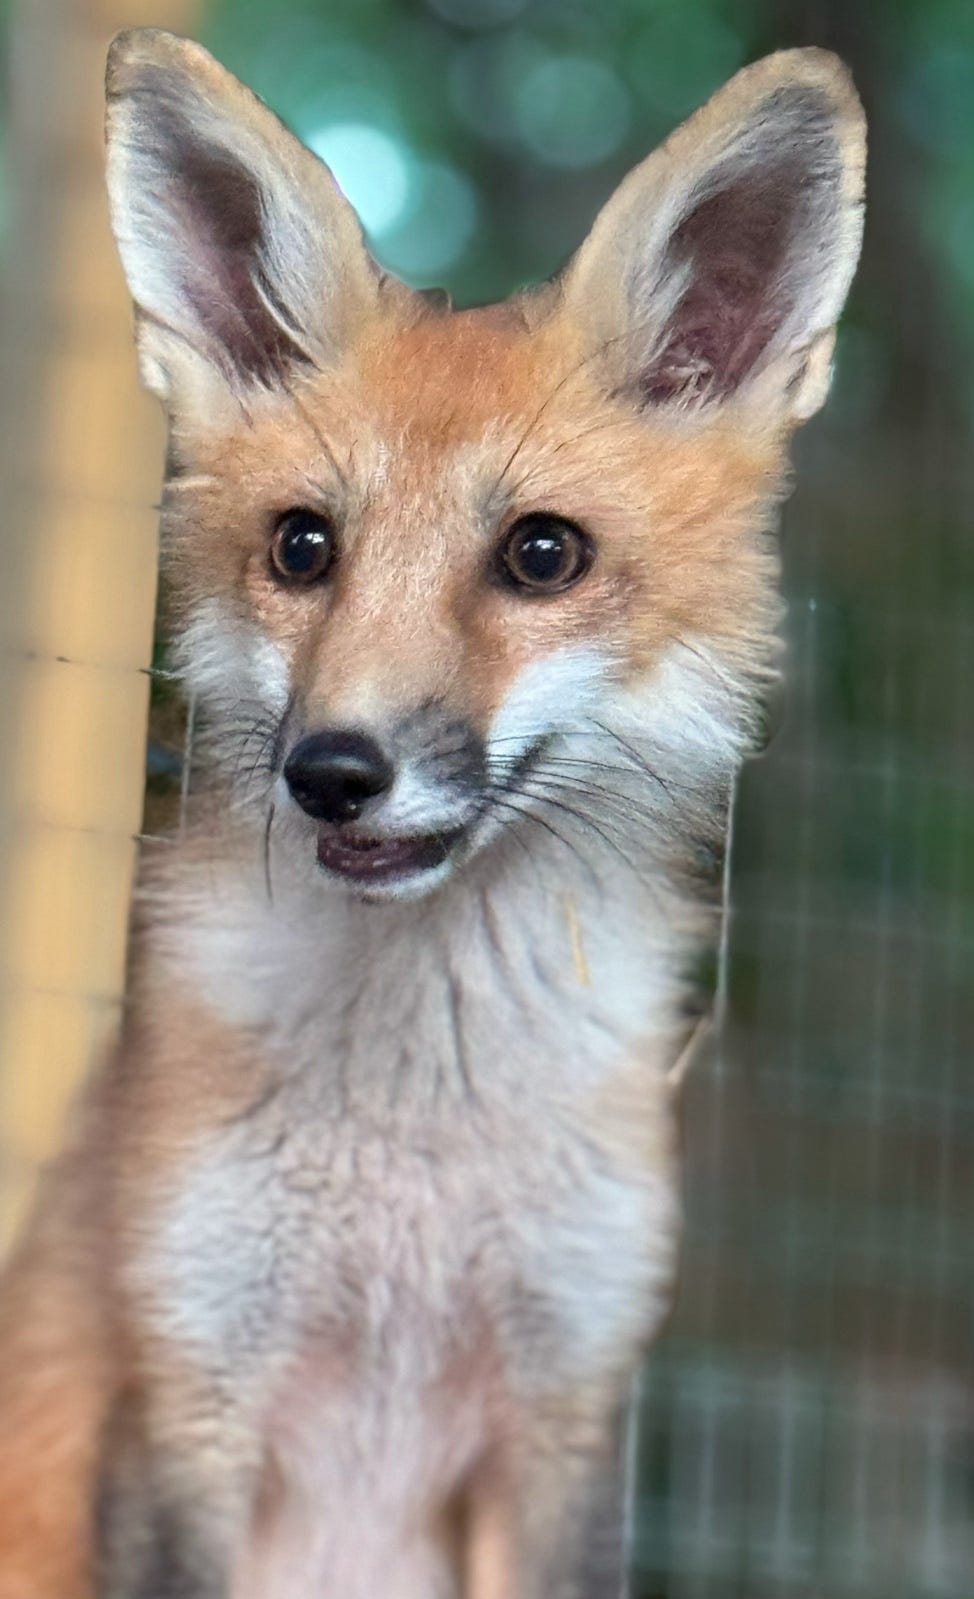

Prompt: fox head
xmin=106 ymin=30 xmax=864 ymax=901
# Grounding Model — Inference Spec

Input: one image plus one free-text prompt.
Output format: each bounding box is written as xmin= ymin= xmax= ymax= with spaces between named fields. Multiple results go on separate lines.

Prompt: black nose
xmin=284 ymin=730 xmax=394 ymax=825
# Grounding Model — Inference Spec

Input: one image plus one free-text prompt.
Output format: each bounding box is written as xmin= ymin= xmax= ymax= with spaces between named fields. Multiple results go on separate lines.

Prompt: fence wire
xmin=629 ymin=441 xmax=974 ymax=1596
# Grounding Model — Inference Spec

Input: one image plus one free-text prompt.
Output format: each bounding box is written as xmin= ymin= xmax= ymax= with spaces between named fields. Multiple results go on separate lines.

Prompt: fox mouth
xmin=315 ymin=826 xmax=465 ymax=884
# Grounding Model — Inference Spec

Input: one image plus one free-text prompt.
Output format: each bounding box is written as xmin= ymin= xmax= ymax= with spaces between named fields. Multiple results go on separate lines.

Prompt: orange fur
xmin=0 ymin=33 xmax=864 ymax=1598
xmin=0 ymin=1149 xmax=109 ymax=1598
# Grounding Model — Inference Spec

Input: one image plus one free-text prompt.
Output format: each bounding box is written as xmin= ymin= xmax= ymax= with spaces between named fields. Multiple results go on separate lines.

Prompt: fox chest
xmin=141 ymin=1097 xmax=677 ymax=1402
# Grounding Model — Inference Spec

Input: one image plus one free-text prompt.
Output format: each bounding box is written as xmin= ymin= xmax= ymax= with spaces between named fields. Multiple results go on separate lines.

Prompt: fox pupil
xmin=523 ymin=537 xmax=564 ymax=580
xmin=502 ymin=513 xmax=592 ymax=593
xmin=271 ymin=508 xmax=334 ymax=584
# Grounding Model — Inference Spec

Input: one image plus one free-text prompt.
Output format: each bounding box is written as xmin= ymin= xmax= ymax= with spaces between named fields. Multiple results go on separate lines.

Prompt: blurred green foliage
xmin=3 ymin=0 xmax=970 ymax=1590
xmin=200 ymin=0 xmax=974 ymax=420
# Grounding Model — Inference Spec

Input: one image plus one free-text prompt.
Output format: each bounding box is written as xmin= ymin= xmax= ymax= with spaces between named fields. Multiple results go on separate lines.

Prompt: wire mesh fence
xmin=2 ymin=0 xmax=972 ymax=1589
xmin=629 ymin=439 xmax=974 ymax=1596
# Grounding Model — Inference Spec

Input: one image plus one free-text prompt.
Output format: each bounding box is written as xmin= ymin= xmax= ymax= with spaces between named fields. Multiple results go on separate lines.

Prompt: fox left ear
xmin=105 ymin=29 xmax=388 ymax=411
xmin=559 ymin=49 xmax=865 ymax=424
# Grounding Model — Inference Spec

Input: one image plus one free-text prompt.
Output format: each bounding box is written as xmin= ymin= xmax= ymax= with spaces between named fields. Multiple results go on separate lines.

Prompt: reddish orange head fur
xmin=106 ymin=30 xmax=864 ymax=897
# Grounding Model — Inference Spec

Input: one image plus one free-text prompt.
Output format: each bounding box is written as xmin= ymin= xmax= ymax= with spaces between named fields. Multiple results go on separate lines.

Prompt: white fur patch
xmin=373 ymin=762 xmax=471 ymax=839
xmin=140 ymin=630 xmax=747 ymax=1594
xmin=172 ymin=597 xmax=291 ymax=714
xmin=487 ymin=643 xmax=617 ymax=769
xmin=617 ymin=639 xmax=753 ymax=775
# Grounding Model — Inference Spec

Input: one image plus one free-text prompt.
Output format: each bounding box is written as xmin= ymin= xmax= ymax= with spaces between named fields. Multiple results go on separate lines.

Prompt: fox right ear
xmin=559 ymin=49 xmax=865 ymax=426
xmin=105 ymin=29 xmax=383 ymax=409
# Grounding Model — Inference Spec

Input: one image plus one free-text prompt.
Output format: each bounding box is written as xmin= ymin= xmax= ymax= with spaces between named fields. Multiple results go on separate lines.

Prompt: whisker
xmin=263 ymin=802 xmax=276 ymax=903
xmin=477 ymin=787 xmax=600 ymax=890
xmin=490 ymin=315 xmax=664 ymax=501
xmin=524 ymin=789 xmax=647 ymax=879
xmin=485 ymin=774 xmax=651 ymax=887
xmin=522 ymin=774 xmax=665 ymax=835
xmin=503 ymin=415 xmax=638 ymax=501
xmin=586 ymin=719 xmax=675 ymax=800
xmin=288 ymin=384 xmax=350 ymax=490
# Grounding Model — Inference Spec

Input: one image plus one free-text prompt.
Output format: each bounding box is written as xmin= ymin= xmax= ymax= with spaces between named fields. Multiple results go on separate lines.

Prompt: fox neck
xmin=156 ymin=770 xmax=728 ymax=1115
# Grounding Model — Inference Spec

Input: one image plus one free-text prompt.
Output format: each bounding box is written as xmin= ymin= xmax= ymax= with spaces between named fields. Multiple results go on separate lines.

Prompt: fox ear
xmin=560 ymin=49 xmax=865 ymax=423
xmin=105 ymin=29 xmax=382 ymax=408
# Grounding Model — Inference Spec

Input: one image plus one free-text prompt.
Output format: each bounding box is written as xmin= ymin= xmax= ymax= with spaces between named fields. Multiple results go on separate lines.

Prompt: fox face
xmin=107 ymin=32 xmax=864 ymax=900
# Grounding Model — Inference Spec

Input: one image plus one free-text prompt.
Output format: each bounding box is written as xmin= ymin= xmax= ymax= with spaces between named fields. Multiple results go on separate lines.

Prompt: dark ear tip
xmin=750 ymin=46 xmax=858 ymax=93
xmin=750 ymin=48 xmax=865 ymax=137
xmin=730 ymin=49 xmax=866 ymax=208
xmin=105 ymin=28 xmax=206 ymax=95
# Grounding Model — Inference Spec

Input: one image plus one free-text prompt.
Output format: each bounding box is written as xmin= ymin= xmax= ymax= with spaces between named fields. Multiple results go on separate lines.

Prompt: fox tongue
xmin=315 ymin=830 xmax=453 ymax=881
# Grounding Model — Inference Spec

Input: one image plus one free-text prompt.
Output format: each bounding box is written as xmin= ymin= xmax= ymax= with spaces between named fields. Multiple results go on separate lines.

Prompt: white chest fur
xmin=139 ymin=830 xmax=685 ymax=1571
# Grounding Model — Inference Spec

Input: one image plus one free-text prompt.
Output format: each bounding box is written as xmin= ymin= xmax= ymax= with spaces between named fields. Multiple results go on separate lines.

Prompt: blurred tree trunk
xmin=0 ymin=0 xmax=197 ymax=1253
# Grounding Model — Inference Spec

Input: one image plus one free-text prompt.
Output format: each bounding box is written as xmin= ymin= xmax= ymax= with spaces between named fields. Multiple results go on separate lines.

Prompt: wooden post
xmin=0 ymin=0 xmax=198 ymax=1251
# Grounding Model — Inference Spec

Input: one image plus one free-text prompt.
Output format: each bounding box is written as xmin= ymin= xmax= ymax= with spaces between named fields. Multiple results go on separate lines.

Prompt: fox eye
xmin=270 ymin=508 xmax=335 ymax=585
xmin=499 ymin=514 xmax=594 ymax=595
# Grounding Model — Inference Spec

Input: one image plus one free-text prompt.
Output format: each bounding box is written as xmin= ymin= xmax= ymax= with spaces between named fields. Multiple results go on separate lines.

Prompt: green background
xmin=6 ymin=0 xmax=971 ymax=1591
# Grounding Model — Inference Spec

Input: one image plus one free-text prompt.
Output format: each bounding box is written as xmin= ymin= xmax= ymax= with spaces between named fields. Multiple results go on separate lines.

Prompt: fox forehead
xmin=184 ymin=301 xmax=580 ymax=473
xmin=160 ymin=305 xmax=787 ymax=745
xmin=353 ymin=301 xmax=563 ymax=443
xmin=170 ymin=299 xmax=784 ymax=677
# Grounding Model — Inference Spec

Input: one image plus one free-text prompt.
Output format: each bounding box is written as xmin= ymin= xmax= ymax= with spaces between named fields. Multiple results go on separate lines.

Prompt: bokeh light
xmin=447 ymin=30 xmax=549 ymax=147
xmin=381 ymin=159 xmax=480 ymax=282
xmin=899 ymin=44 xmax=974 ymax=158
xmin=512 ymin=54 xmax=632 ymax=168
xmin=627 ymin=2 xmax=746 ymax=119
xmin=426 ymin=0 xmax=529 ymax=28
xmin=305 ymin=121 xmax=412 ymax=237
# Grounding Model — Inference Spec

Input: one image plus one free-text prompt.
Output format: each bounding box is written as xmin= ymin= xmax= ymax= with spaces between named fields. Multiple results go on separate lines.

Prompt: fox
xmin=0 ymin=27 xmax=865 ymax=1599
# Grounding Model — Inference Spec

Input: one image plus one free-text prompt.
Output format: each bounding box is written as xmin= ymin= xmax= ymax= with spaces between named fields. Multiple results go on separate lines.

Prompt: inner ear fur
xmin=105 ymin=29 xmax=393 ymax=403
xmin=559 ymin=49 xmax=866 ymax=423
